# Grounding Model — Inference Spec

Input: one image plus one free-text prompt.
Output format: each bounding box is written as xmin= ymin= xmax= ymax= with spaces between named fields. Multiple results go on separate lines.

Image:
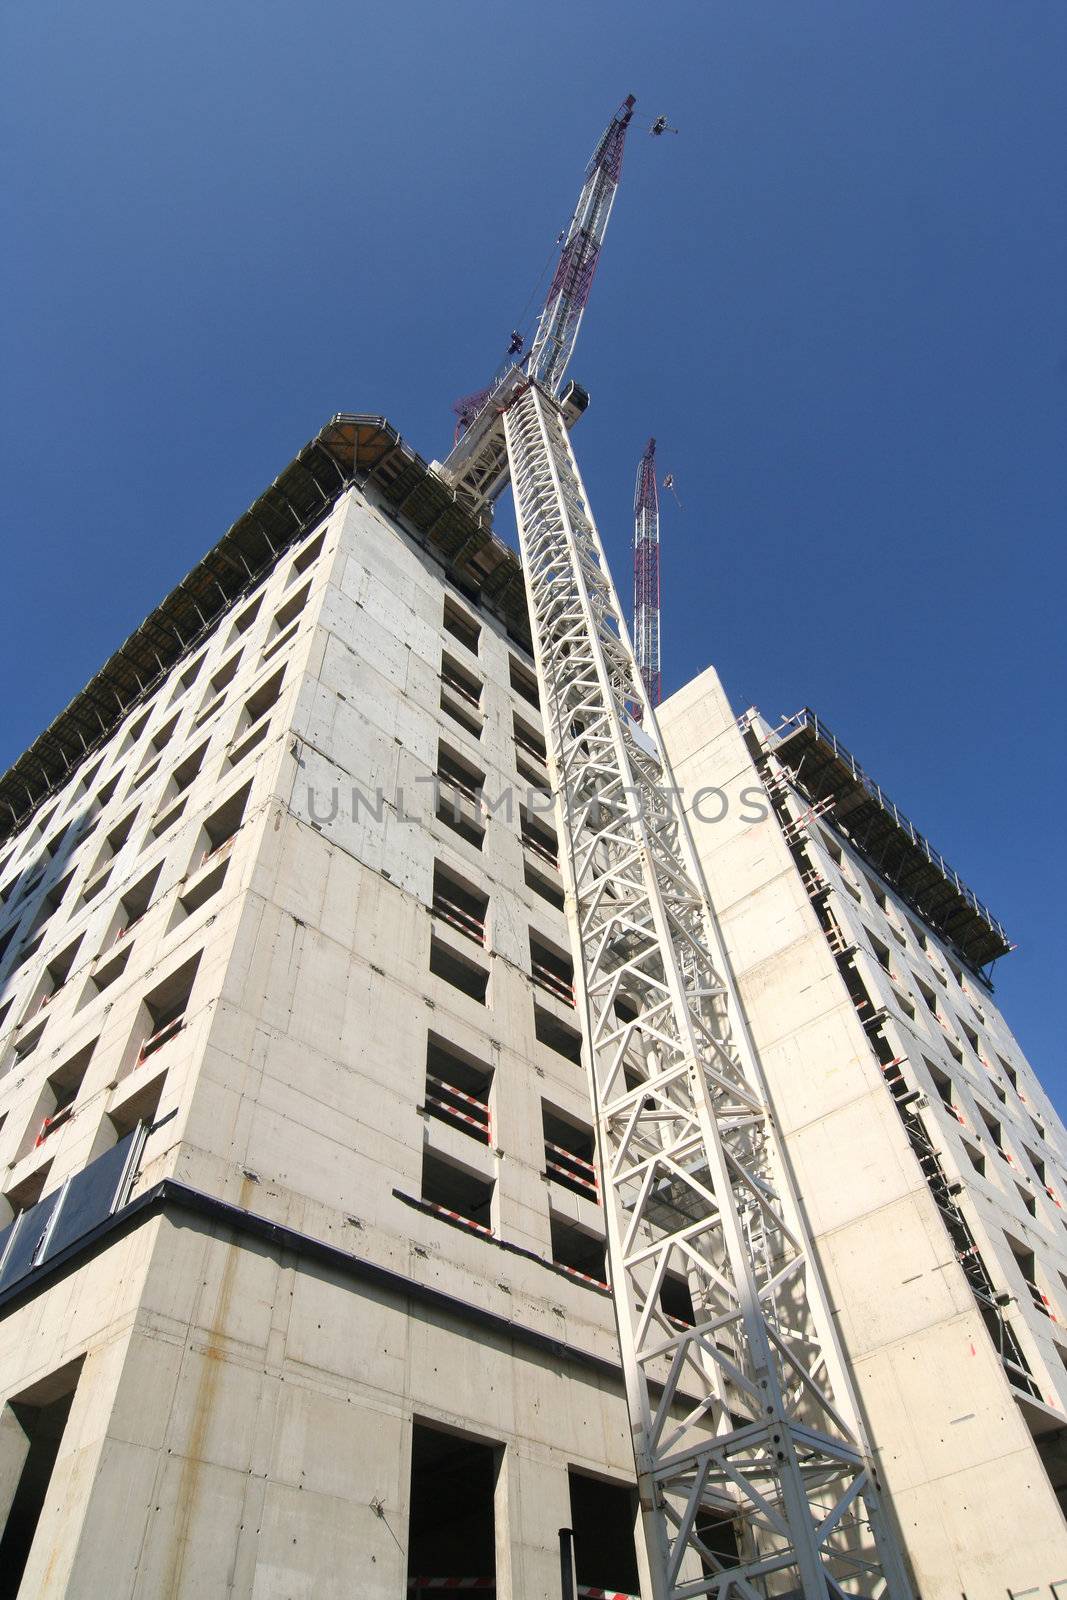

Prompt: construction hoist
xmin=436 ymin=97 xmax=913 ymax=1600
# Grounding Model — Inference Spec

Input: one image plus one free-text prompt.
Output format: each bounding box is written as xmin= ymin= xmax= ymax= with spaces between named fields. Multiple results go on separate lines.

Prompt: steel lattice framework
xmin=633 ymin=436 xmax=662 ymax=708
xmin=441 ymin=97 xmax=635 ymax=518
xmin=501 ymin=379 xmax=912 ymax=1600
xmin=527 ymin=95 xmax=635 ymax=394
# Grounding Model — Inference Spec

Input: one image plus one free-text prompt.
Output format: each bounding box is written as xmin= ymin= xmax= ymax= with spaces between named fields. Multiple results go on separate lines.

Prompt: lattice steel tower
xmin=633 ymin=436 xmax=662 ymax=708
xmin=438 ymin=97 xmax=913 ymax=1600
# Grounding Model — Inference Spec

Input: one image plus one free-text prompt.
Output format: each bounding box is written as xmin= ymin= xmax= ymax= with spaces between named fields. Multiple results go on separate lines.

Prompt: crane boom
xmin=633 ymin=436 xmax=662 ymax=708
xmin=438 ymin=97 xmax=635 ymax=517
xmin=527 ymin=94 xmax=635 ymax=393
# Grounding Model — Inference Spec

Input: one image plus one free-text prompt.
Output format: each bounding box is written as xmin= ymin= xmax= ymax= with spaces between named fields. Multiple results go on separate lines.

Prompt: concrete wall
xmin=659 ymin=665 xmax=1067 ymax=1599
xmin=0 ymin=485 xmax=642 ymax=1598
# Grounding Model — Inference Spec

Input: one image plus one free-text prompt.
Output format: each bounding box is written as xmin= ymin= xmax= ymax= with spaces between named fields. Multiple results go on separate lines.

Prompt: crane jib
xmin=544 ymin=230 xmax=600 ymax=311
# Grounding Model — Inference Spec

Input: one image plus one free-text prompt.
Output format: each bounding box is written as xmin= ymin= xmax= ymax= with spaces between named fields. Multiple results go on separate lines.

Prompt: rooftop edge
xmin=766 ymin=706 xmax=1013 ymax=974
xmin=0 ymin=414 xmax=530 ymax=842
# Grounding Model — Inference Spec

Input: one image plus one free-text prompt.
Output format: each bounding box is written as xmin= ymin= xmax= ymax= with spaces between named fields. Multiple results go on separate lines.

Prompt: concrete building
xmin=660 ymin=676 xmax=1067 ymax=1597
xmin=0 ymin=414 xmax=1063 ymax=1598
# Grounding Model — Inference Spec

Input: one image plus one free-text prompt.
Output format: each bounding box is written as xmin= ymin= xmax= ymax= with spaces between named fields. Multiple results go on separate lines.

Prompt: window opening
xmin=440 ymin=654 xmax=484 ymax=737
xmin=228 ymin=594 xmax=263 ymax=643
xmin=421 ymin=1151 xmax=494 ymax=1236
xmin=197 ymin=783 xmax=252 ymax=869
xmin=550 ymin=1214 xmax=607 ymax=1286
xmin=0 ymin=1358 xmax=85 ymax=1595
xmin=432 ymin=863 xmax=487 ymax=947
xmin=174 ymin=859 xmax=228 ymax=921
xmin=520 ymin=807 xmax=558 ymax=870
xmin=509 ymin=656 xmax=539 ymax=708
xmin=660 ymin=1271 xmax=696 ymax=1329
xmin=31 ymin=939 xmax=83 ymax=1014
xmin=28 ymin=1043 xmax=95 ymax=1153
xmin=529 ymin=932 xmax=574 ymax=1006
xmin=524 ymin=861 xmax=564 ymax=912
xmin=534 ymin=1005 xmax=582 ymax=1065
xmin=406 ymin=1422 xmax=499 ymax=1596
xmin=542 ymin=1106 xmax=597 ymax=1202
xmin=443 ymin=597 xmax=481 ymax=656
xmin=424 ymin=1036 xmax=492 ymax=1145
xmin=435 ymin=746 xmax=485 ymax=848
xmin=288 ymin=529 xmax=325 ymax=580
xmin=262 ymin=584 xmax=309 ymax=662
xmin=568 ymin=1470 xmax=639 ymax=1598
xmin=129 ymin=955 xmax=201 ymax=1073
xmin=513 ymin=715 xmax=546 ymax=767
xmin=429 ymin=935 xmax=488 ymax=1005
xmin=110 ymin=866 xmax=162 ymax=947
xmin=168 ymin=653 xmax=204 ymax=705
xmin=82 ymin=943 xmax=133 ymax=1001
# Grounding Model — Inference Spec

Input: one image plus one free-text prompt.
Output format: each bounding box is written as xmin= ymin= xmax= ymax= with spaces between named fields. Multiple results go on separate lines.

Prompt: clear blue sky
xmin=3 ymin=3 xmax=1064 ymax=1101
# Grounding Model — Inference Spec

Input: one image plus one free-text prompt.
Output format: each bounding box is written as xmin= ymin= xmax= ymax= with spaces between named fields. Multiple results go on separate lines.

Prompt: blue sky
xmin=2 ymin=2 xmax=1064 ymax=1100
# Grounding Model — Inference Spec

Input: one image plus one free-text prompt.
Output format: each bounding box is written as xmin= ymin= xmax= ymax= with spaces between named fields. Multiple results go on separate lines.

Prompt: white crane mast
xmin=437 ymin=98 xmax=913 ymax=1600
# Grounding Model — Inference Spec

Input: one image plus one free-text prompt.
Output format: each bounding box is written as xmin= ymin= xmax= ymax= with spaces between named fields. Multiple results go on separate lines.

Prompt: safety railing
xmin=531 ymin=958 xmax=574 ymax=1006
xmin=422 ymin=1200 xmax=493 ymax=1240
xmin=432 ymin=890 xmax=485 ymax=947
xmin=425 ymin=1075 xmax=491 ymax=1145
xmin=136 ymin=1013 xmax=185 ymax=1067
xmin=440 ymin=667 xmax=482 ymax=709
xmin=554 ymin=1258 xmax=609 ymax=1291
xmin=1025 ymin=1279 xmax=1062 ymax=1324
xmin=199 ymin=828 xmax=239 ymax=870
xmin=514 ymin=727 xmax=547 ymax=765
xmin=545 ymin=1138 xmax=599 ymax=1201
xmin=34 ymin=1101 xmax=75 ymax=1148
xmin=437 ymin=765 xmax=481 ymax=806
xmin=521 ymin=827 xmax=558 ymax=870
xmin=771 ymin=708 xmax=1011 ymax=946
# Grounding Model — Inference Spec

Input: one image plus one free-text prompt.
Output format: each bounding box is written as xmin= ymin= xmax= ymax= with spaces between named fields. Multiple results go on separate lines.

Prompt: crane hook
xmin=662 ymin=473 xmax=683 ymax=509
xmin=650 ymin=115 xmax=678 ymax=137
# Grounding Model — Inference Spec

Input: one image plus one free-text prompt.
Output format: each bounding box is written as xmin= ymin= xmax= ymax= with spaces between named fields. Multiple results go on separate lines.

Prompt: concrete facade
xmin=660 ymin=668 xmax=1067 ymax=1599
xmin=0 ymin=425 xmax=1063 ymax=1598
xmin=0 ymin=479 xmax=647 ymax=1599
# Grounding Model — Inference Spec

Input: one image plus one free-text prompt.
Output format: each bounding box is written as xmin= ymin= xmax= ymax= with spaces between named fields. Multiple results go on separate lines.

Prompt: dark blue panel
xmin=0 ymin=1188 xmax=62 ymax=1291
xmin=42 ymin=1131 xmax=138 ymax=1265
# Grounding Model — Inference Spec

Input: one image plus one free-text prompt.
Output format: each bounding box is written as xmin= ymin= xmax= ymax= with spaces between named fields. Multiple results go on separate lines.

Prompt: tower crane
xmin=435 ymin=97 xmax=912 ymax=1600
xmin=633 ymin=437 xmax=662 ymax=710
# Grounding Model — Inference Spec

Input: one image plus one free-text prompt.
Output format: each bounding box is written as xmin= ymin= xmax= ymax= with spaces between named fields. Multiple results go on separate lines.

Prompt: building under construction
xmin=1 ymin=95 xmax=1066 ymax=1600
xmin=0 ymin=414 xmax=1062 ymax=1599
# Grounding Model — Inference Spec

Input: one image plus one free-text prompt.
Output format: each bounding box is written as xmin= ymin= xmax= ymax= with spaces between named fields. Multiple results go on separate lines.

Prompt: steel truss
xmin=633 ymin=436 xmax=662 ymax=709
xmin=502 ymin=380 xmax=913 ymax=1600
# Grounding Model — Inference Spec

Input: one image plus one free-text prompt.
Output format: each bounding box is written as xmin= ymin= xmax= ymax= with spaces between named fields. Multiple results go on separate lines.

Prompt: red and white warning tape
xmin=557 ymin=1260 xmax=609 ymax=1291
xmin=426 ymin=1074 xmax=491 ymax=1140
xmin=423 ymin=1201 xmax=493 ymax=1239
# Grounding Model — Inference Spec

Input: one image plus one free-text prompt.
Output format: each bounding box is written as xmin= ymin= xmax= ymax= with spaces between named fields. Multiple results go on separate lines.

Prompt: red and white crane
xmin=436 ymin=97 xmax=911 ymax=1600
xmin=633 ymin=436 xmax=662 ymax=708
xmin=442 ymin=96 xmax=635 ymax=517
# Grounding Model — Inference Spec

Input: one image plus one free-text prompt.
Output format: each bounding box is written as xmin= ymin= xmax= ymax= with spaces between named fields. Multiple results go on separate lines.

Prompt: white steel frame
xmin=500 ymin=380 xmax=913 ymax=1600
